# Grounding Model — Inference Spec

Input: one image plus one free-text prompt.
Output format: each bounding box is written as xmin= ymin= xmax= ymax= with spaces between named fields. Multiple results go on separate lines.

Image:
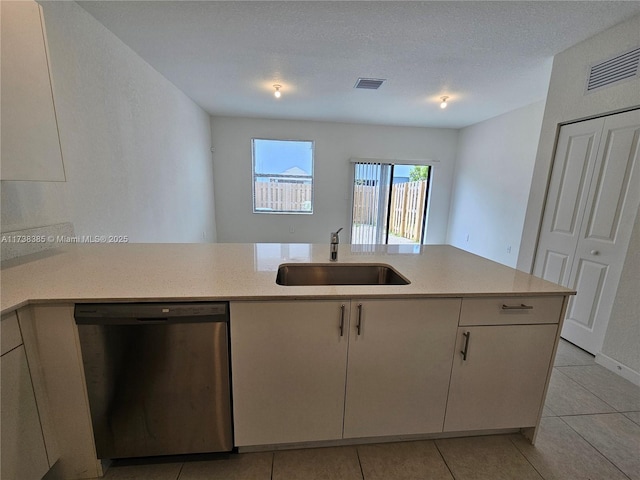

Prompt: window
xmin=252 ymin=139 xmax=314 ymax=214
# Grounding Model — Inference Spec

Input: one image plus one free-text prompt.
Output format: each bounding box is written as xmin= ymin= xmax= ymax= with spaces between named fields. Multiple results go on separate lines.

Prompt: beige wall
xmin=1 ymin=1 xmax=216 ymax=243
xmin=517 ymin=14 xmax=640 ymax=378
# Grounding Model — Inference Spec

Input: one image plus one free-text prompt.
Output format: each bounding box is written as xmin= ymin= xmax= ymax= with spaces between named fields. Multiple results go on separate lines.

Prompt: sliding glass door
xmin=351 ymin=162 xmax=431 ymax=245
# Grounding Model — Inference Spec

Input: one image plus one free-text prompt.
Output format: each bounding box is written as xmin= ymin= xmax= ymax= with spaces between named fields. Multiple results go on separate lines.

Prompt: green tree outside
xmin=409 ymin=165 xmax=430 ymax=182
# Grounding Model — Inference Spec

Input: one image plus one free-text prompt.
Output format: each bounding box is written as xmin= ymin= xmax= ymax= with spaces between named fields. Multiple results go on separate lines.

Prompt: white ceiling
xmin=77 ymin=1 xmax=640 ymax=128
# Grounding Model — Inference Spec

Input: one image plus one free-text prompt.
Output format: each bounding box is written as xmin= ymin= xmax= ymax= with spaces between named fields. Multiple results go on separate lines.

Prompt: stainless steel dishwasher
xmin=74 ymin=302 xmax=233 ymax=459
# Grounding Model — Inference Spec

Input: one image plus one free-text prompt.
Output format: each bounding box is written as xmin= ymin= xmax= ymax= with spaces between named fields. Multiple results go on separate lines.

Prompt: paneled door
xmin=534 ymin=109 xmax=640 ymax=354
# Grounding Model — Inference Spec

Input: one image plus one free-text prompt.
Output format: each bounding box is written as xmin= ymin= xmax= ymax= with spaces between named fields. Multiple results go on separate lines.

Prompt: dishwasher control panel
xmin=74 ymin=302 xmax=229 ymax=324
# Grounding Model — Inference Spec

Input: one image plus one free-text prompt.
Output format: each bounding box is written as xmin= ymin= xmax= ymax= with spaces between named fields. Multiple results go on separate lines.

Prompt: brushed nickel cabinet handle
xmin=461 ymin=331 xmax=471 ymax=361
xmin=501 ymin=304 xmax=534 ymax=310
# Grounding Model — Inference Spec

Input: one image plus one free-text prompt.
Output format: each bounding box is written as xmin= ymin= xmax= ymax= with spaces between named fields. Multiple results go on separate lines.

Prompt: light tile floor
xmin=94 ymin=340 xmax=640 ymax=480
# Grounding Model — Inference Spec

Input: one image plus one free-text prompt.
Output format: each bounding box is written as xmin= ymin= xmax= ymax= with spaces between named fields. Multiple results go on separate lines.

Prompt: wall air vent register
xmin=586 ymin=47 xmax=640 ymax=93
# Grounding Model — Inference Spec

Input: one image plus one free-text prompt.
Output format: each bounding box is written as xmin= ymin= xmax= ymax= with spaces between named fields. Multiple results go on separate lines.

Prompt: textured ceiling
xmin=77 ymin=1 xmax=640 ymax=128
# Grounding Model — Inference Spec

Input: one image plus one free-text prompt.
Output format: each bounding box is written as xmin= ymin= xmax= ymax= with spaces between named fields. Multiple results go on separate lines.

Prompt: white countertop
xmin=0 ymin=243 xmax=574 ymax=313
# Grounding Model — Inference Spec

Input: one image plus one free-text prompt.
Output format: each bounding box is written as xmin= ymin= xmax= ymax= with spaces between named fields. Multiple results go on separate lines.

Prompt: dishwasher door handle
xmin=136 ymin=317 xmax=169 ymax=323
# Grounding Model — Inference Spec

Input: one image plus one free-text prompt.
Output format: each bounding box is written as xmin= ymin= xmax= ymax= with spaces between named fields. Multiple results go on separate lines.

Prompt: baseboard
xmin=595 ymin=352 xmax=640 ymax=386
xmin=237 ymin=428 xmax=521 ymax=453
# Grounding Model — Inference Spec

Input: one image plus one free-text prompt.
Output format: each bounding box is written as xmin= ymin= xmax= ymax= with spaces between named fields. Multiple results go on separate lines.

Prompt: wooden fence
xmin=255 ymin=180 xmax=427 ymax=242
xmin=352 ymin=183 xmax=384 ymax=226
xmin=352 ymin=180 xmax=427 ymax=242
xmin=388 ymin=180 xmax=427 ymax=241
xmin=254 ymin=182 xmax=312 ymax=212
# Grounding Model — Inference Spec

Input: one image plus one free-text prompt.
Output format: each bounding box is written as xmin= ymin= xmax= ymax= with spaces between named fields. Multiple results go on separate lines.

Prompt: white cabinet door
xmin=343 ymin=299 xmax=460 ymax=438
xmin=1 ymin=346 xmax=50 ymax=480
xmin=0 ymin=1 xmax=65 ymax=181
xmin=230 ymin=301 xmax=349 ymax=446
xmin=22 ymin=305 xmax=99 ymax=479
xmin=444 ymin=324 xmax=557 ymax=432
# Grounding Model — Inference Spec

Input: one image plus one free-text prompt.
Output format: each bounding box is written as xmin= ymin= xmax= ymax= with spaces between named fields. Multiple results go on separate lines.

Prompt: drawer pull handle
xmin=461 ymin=331 xmax=471 ymax=361
xmin=501 ymin=304 xmax=534 ymax=310
xmin=356 ymin=303 xmax=363 ymax=335
xmin=339 ymin=304 xmax=345 ymax=337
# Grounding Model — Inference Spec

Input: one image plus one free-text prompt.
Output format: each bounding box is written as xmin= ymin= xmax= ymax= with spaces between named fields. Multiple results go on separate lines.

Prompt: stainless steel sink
xmin=276 ymin=263 xmax=410 ymax=286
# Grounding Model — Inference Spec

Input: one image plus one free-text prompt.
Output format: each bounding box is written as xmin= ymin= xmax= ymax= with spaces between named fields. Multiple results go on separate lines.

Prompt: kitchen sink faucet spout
xmin=330 ymin=228 xmax=343 ymax=261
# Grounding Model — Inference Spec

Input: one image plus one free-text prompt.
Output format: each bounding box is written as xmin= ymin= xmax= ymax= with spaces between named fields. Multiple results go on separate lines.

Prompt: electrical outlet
xmin=507 ymin=245 xmax=511 ymax=254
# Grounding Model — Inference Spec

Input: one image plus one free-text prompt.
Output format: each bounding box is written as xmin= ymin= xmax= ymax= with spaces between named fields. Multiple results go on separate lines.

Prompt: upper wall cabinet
xmin=1 ymin=0 xmax=66 ymax=181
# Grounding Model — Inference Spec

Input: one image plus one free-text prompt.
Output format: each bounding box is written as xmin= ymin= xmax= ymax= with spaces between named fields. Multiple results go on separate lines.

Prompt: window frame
xmin=251 ymin=138 xmax=315 ymax=215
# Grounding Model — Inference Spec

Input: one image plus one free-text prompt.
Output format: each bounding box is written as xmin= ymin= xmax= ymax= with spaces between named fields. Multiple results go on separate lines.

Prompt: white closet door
xmin=562 ymin=109 xmax=640 ymax=353
xmin=533 ymin=117 xmax=604 ymax=286
xmin=534 ymin=109 xmax=640 ymax=354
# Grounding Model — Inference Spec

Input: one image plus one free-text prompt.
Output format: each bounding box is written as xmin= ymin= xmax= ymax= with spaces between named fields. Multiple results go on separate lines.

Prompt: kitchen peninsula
xmin=1 ymin=243 xmax=574 ymax=480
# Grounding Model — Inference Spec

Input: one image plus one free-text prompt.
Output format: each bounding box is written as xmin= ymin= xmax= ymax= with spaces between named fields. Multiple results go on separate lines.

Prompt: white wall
xmin=210 ymin=116 xmax=458 ymax=243
xmin=517 ymin=14 xmax=640 ymax=377
xmin=446 ymin=101 xmax=545 ymax=267
xmin=0 ymin=1 xmax=216 ymax=243
xmin=600 ymin=207 xmax=640 ymax=380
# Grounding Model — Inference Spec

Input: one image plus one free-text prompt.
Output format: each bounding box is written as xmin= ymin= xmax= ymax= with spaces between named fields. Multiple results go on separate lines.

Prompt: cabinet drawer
xmin=459 ymin=296 xmax=564 ymax=326
xmin=1 ymin=311 xmax=22 ymax=355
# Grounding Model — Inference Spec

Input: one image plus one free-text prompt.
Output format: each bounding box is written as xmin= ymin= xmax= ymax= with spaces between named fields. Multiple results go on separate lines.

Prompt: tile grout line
xmin=175 ymin=462 xmax=185 ymax=480
xmin=355 ymin=446 xmax=366 ymax=480
xmin=550 ymin=367 xmax=618 ymax=413
xmin=620 ymin=411 xmax=640 ymax=427
xmin=558 ymin=412 xmax=627 ymax=418
xmin=555 ymin=364 xmax=640 ymax=412
xmin=556 ymin=339 xmax=595 ymax=360
xmin=270 ymin=451 xmax=275 ymax=480
xmin=549 ymin=350 xmax=637 ymax=479
xmin=507 ymin=435 xmax=546 ymax=480
xmin=553 ymin=362 xmax=595 ymax=367
xmin=433 ymin=440 xmax=457 ymax=480
xmin=557 ymin=415 xmax=634 ymax=480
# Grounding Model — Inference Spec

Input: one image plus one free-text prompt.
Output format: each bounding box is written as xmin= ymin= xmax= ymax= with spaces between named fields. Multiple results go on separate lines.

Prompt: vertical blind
xmin=351 ymin=162 xmax=392 ymax=244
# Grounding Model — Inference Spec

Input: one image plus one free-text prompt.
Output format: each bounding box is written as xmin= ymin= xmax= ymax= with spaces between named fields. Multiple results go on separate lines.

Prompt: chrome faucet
xmin=330 ymin=228 xmax=343 ymax=262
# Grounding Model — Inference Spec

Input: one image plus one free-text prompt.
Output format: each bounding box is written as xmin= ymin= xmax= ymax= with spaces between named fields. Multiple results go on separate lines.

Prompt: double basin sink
xmin=276 ymin=263 xmax=410 ymax=286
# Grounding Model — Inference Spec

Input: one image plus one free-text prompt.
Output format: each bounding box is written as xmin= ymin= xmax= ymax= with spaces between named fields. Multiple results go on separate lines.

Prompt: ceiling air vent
xmin=586 ymin=47 xmax=640 ymax=93
xmin=354 ymin=78 xmax=386 ymax=90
